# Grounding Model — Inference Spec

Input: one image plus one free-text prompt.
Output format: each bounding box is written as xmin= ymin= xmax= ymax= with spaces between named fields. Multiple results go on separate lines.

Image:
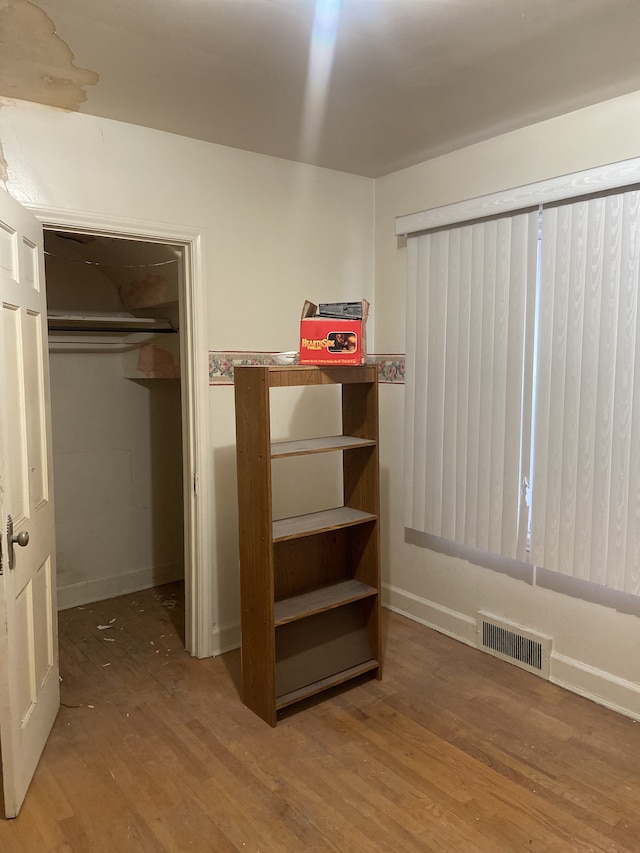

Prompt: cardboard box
xmin=299 ymin=300 xmax=368 ymax=365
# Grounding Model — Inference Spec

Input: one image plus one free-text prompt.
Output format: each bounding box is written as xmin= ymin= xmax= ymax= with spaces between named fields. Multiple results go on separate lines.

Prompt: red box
xmin=299 ymin=317 xmax=365 ymax=365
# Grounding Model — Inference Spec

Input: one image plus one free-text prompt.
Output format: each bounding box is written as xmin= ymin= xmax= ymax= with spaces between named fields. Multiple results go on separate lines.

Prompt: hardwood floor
xmin=1 ymin=583 xmax=639 ymax=851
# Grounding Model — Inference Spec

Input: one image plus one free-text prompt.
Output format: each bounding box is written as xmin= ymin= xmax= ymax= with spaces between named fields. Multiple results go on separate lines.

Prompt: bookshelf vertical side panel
xmin=342 ymin=380 xmax=379 ymax=515
xmin=234 ymin=366 xmax=276 ymax=725
xmin=342 ymin=379 xmax=382 ymax=675
xmin=342 ymin=378 xmax=378 ymax=441
xmin=346 ymin=519 xmax=381 ymax=672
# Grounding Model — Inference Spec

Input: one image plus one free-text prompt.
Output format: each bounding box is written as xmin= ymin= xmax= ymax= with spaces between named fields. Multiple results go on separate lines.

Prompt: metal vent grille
xmin=476 ymin=612 xmax=551 ymax=679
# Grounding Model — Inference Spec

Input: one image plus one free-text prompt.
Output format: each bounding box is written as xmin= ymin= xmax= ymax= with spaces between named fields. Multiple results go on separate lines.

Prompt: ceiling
xmin=2 ymin=0 xmax=640 ymax=177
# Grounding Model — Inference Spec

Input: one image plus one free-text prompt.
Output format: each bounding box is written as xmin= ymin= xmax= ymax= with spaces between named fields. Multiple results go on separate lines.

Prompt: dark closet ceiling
xmin=44 ymin=230 xmax=183 ymax=323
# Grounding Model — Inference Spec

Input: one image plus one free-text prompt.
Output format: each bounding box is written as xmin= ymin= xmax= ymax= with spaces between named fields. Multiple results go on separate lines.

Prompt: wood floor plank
xmin=1 ymin=582 xmax=640 ymax=851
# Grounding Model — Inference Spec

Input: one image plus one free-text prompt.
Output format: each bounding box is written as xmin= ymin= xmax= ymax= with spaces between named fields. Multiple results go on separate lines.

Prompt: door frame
xmin=26 ymin=205 xmax=213 ymax=658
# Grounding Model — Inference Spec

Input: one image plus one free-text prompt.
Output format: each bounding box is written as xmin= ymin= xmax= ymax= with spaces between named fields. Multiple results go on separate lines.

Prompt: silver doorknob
xmin=6 ymin=515 xmax=29 ymax=572
xmin=12 ymin=531 xmax=29 ymax=548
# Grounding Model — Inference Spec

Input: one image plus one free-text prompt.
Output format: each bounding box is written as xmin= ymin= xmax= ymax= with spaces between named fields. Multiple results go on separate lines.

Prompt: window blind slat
xmin=488 ymin=219 xmax=510 ymax=554
xmin=454 ymin=228 xmax=472 ymax=543
xmin=530 ymin=207 xmax=554 ymax=565
xmin=477 ymin=221 xmax=497 ymax=552
xmin=426 ymin=233 xmax=448 ymax=534
xmin=505 ymin=215 xmax=535 ymax=558
xmin=404 ymin=238 xmax=423 ymax=529
xmin=464 ymin=225 xmax=484 ymax=547
xmin=441 ymin=230 xmax=461 ymax=541
xmin=516 ymin=210 xmax=540 ymax=561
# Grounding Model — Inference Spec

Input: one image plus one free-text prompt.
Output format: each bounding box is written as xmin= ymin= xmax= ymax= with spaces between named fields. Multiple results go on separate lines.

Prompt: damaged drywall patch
xmin=0 ymin=0 xmax=99 ymax=110
xmin=137 ymin=344 xmax=180 ymax=379
xmin=120 ymin=274 xmax=171 ymax=310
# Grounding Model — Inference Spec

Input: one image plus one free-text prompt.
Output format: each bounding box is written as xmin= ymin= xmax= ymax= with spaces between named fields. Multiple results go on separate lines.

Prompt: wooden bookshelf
xmin=234 ymin=364 xmax=381 ymax=726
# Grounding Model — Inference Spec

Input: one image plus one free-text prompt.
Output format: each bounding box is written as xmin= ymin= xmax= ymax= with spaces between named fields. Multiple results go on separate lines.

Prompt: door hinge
xmin=193 ymin=472 xmax=198 ymax=495
xmin=0 ymin=528 xmax=3 ymax=575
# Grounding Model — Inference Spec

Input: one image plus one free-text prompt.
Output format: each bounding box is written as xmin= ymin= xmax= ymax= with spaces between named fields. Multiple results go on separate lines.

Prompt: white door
xmin=0 ymin=187 xmax=59 ymax=818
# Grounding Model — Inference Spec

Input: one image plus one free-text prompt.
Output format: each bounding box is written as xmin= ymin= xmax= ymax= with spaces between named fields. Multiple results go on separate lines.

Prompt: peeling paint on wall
xmin=0 ymin=136 xmax=8 ymax=184
xmin=0 ymin=0 xmax=99 ymax=110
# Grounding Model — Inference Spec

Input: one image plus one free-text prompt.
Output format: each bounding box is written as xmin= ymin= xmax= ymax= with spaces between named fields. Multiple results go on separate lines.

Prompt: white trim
xmin=396 ymin=156 xmax=640 ymax=236
xmin=382 ymin=583 xmax=477 ymax=645
xmin=26 ymin=205 xmax=213 ymax=658
xmin=180 ymin=229 xmax=214 ymax=659
xmin=551 ymin=653 xmax=640 ymax=723
xmin=383 ymin=584 xmax=640 ymax=722
xmin=57 ymin=562 xmax=183 ymax=611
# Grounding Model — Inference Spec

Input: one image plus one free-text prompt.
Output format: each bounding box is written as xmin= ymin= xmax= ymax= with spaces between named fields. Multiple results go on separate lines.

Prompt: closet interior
xmin=44 ymin=230 xmax=185 ymax=613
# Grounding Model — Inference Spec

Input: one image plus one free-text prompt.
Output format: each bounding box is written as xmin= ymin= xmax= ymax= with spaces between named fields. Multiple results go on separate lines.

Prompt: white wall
xmin=50 ymin=351 xmax=183 ymax=608
xmin=375 ymin=90 xmax=640 ymax=720
xmin=0 ymin=97 xmax=375 ymax=652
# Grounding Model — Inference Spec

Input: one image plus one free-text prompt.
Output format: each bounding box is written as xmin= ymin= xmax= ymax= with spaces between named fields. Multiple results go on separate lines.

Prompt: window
xmin=398 ymin=158 xmax=640 ymax=594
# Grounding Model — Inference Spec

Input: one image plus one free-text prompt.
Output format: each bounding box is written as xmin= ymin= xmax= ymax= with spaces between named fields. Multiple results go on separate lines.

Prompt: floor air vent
xmin=476 ymin=612 xmax=551 ymax=679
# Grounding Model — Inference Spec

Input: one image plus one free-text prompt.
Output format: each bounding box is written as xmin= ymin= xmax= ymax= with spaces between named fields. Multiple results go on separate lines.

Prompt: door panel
xmin=0 ymin=187 xmax=59 ymax=818
xmin=23 ymin=308 xmax=49 ymax=508
xmin=3 ymin=306 xmax=29 ymax=526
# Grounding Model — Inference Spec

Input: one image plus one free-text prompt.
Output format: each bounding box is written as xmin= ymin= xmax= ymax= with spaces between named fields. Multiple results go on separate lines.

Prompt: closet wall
xmin=45 ymin=232 xmax=184 ymax=610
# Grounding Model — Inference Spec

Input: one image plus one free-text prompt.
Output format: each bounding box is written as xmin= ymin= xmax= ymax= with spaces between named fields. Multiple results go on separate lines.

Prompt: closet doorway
xmin=44 ymin=229 xmax=189 ymax=644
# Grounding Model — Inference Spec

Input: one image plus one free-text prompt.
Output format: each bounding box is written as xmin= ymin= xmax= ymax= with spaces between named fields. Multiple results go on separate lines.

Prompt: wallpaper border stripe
xmin=208 ymin=352 xmax=405 ymax=384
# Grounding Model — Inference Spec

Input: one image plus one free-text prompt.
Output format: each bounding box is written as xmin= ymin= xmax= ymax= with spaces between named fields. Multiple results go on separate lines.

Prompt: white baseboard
xmin=212 ymin=621 xmax=241 ymax=655
xmin=551 ymin=653 xmax=640 ymax=722
xmin=57 ymin=562 xmax=184 ymax=610
xmin=383 ymin=582 xmax=477 ymax=646
xmin=382 ymin=582 xmax=640 ymax=722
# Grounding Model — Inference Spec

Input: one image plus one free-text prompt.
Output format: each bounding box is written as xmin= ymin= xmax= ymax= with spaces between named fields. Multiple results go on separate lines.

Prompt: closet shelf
xmin=48 ymin=334 xmax=155 ymax=353
xmin=47 ymin=310 xmax=176 ymax=334
xmin=48 ymin=310 xmax=177 ymax=352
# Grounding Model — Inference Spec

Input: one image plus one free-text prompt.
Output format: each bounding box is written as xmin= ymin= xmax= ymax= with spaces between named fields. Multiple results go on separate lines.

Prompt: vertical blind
xmin=404 ymin=211 xmax=538 ymax=562
xmin=406 ymin=185 xmax=640 ymax=595
xmin=531 ymin=189 xmax=640 ymax=595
